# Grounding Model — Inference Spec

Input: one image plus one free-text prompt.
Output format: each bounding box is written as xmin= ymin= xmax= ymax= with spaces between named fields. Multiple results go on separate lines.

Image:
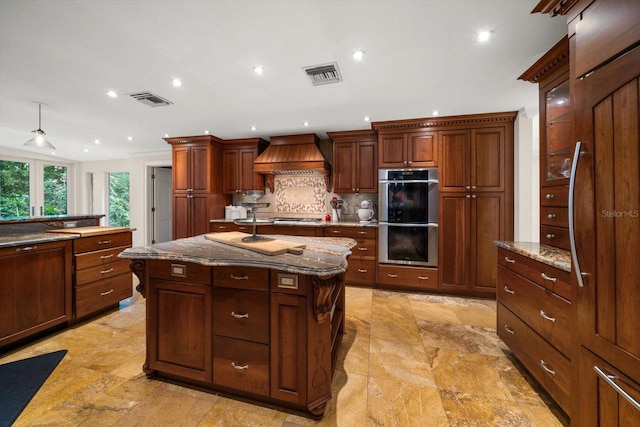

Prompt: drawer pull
xmin=539 ymin=310 xmax=556 ymax=323
xmin=503 ymin=324 xmax=515 ymax=335
xmin=547 ymin=213 xmax=556 ymax=219
xmin=540 ymin=360 xmax=556 ymax=376
xmin=594 ymin=366 xmax=640 ymax=411
xmin=541 ymin=272 xmax=557 ymax=283
xmin=546 ymin=233 xmax=555 ymax=240
xmin=100 ymin=289 xmax=114 ymax=296
xmin=357 ymin=269 xmax=368 ymax=273
xmin=357 ymin=231 xmax=367 ymax=235
xmin=100 ymin=268 xmax=114 ymax=274
xmin=504 ymin=257 xmax=515 ymax=264
xmin=100 ymin=254 xmax=114 ymax=259
xmin=230 ymin=274 xmax=249 ymax=280
xmin=545 ymin=193 xmax=555 ymax=200
xmin=332 ymin=230 xmax=341 ymax=234
xmin=16 ymin=246 xmax=37 ymax=252
xmin=98 ymin=240 xmax=112 ymax=245
xmin=418 ymin=276 xmax=429 ymax=280
xmin=231 ymin=362 xmax=249 ymax=370
xmin=387 ymin=273 xmax=398 ymax=278
xmin=218 ymin=225 xmax=227 ymax=229
xmin=358 ymin=247 xmax=368 ymax=251
xmin=503 ymin=285 xmax=515 ymax=294
xmin=231 ymin=311 xmax=249 ymax=319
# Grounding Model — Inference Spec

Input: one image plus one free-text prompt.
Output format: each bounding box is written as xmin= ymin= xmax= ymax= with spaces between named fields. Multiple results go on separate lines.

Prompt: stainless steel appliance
xmin=378 ymin=168 xmax=438 ymax=267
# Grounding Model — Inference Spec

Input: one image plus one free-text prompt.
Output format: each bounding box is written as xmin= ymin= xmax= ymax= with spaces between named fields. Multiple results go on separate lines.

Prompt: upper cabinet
xmin=222 ymin=138 xmax=268 ymax=194
xmin=376 ymin=131 xmax=437 ymax=168
xmin=327 ymin=129 xmax=377 ymax=194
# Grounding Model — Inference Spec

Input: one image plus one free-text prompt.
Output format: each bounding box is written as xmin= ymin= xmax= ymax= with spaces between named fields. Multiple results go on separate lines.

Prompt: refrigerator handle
xmin=568 ymin=141 xmax=585 ymax=287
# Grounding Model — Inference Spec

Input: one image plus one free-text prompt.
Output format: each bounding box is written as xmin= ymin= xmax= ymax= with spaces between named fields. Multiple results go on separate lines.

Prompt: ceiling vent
xmin=302 ymin=62 xmax=342 ymax=86
xmin=127 ymin=91 xmax=173 ymax=107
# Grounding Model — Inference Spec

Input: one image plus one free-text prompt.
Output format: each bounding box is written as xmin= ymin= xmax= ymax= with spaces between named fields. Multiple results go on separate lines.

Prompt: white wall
xmin=514 ymin=111 xmax=540 ymax=242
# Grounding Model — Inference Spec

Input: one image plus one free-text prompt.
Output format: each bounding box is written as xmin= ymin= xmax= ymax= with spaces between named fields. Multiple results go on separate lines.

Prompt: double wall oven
xmin=378 ymin=168 xmax=438 ymax=267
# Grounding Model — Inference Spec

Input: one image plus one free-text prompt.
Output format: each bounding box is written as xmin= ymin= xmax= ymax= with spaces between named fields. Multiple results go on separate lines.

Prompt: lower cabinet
xmin=0 ymin=240 xmax=72 ymax=349
xmin=377 ymin=264 xmax=438 ymax=290
xmin=324 ymin=226 xmax=377 ymax=286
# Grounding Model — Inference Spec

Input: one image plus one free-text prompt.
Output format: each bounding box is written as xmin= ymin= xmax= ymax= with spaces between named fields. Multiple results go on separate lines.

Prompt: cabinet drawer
xmin=540 ymin=186 xmax=568 ymax=207
xmin=540 ymin=206 xmax=568 ymax=228
xmin=324 ymin=226 xmax=376 ymax=239
xmin=74 ymin=273 xmax=132 ymax=318
xmin=377 ymin=264 xmax=438 ymax=289
xmin=258 ymin=225 xmax=321 ymax=237
xmin=345 ymin=259 xmax=376 ymax=285
xmin=540 ymin=226 xmax=570 ymax=251
xmin=497 ymin=303 xmax=571 ymax=415
xmin=212 ymin=288 xmax=269 ymax=343
xmin=210 ymin=222 xmax=244 ymax=233
xmin=498 ymin=248 xmax=572 ymax=301
xmin=498 ymin=266 xmax=572 ymax=357
xmin=148 ymin=260 xmax=211 ymax=285
xmin=213 ymin=266 xmax=269 ymax=291
xmin=76 ymin=259 xmax=131 ymax=286
xmin=351 ymin=239 xmax=376 ymax=260
xmin=213 ymin=336 xmax=269 ymax=397
xmin=73 ymin=232 xmax=132 ymax=254
xmin=75 ymin=245 xmax=129 ymax=270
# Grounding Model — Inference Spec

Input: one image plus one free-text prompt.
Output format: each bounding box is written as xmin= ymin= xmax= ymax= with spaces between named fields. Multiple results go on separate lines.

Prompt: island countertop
xmin=119 ymin=234 xmax=356 ymax=278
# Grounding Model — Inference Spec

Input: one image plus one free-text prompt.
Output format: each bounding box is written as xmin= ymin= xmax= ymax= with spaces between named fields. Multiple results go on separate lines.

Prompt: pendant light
xmin=24 ymin=102 xmax=56 ymax=149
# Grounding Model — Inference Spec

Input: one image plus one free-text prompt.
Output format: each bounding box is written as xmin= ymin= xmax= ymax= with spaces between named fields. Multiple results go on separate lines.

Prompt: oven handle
xmin=379 ymin=179 xmax=439 ymax=184
xmin=378 ymin=222 xmax=438 ymax=228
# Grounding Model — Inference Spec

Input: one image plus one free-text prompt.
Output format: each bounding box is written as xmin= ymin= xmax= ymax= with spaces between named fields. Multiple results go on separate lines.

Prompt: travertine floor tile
xmin=439 ymin=389 xmax=534 ymax=427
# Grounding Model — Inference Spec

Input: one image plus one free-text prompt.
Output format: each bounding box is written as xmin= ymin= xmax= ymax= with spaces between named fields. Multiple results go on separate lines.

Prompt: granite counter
xmin=494 ymin=241 xmax=571 ymax=272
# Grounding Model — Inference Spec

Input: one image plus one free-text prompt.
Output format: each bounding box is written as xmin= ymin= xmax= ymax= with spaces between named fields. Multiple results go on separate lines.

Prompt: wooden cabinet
xmin=166 ymin=135 xmax=226 ymax=239
xmin=0 ymin=240 xmax=72 ymax=349
xmin=222 ymin=138 xmax=268 ymax=194
xmin=210 ymin=221 xmax=250 ymax=233
xmin=439 ymin=192 xmax=505 ymax=294
xmin=377 ymin=131 xmax=437 ymax=168
xmin=325 ymin=226 xmax=377 ymax=286
xmin=519 ymin=36 xmax=571 ymax=250
xmin=377 ymin=264 xmax=438 ymax=290
xmin=496 ymin=246 xmax=573 ymax=415
xmin=327 ymin=130 xmax=377 ymax=194
xmin=72 ymin=231 xmax=132 ymax=319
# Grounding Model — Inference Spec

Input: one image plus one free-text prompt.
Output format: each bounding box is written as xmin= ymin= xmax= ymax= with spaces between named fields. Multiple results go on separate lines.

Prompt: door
xmin=439 ymin=130 xmax=470 ymax=192
xmin=439 ymin=193 xmax=470 ymax=290
xmin=333 ymin=142 xmax=355 ymax=193
xmin=407 ymin=131 xmax=437 ymax=167
xmin=152 ymin=167 xmax=172 ymax=244
xmin=471 ymin=193 xmax=504 ymax=292
xmin=356 ymin=140 xmax=377 ymax=193
xmin=471 ymin=127 xmax=505 ymax=192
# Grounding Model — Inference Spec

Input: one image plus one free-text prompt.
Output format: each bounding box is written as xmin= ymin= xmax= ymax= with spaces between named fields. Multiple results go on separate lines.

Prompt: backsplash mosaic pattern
xmin=274 ymin=175 xmax=326 ymax=213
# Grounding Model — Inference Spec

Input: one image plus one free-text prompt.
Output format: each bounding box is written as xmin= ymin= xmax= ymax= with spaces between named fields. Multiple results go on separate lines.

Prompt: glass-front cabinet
xmin=544 ymin=79 xmax=571 ymax=185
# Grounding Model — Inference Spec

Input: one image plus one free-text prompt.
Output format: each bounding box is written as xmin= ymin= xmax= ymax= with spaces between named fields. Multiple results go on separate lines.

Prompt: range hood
xmin=253 ymin=133 xmax=331 ymax=175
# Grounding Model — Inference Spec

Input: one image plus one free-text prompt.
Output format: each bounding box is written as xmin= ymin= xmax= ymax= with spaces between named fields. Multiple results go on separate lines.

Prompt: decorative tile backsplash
xmin=274 ymin=175 xmax=326 ymax=213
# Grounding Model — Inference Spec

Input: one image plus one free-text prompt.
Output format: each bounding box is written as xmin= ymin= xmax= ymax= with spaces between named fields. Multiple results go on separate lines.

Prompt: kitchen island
xmin=119 ymin=233 xmax=355 ymax=417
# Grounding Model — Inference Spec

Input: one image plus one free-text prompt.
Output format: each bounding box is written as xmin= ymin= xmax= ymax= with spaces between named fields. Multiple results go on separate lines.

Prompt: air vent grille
xmin=128 ymin=91 xmax=173 ymax=107
xmin=302 ymin=62 xmax=342 ymax=86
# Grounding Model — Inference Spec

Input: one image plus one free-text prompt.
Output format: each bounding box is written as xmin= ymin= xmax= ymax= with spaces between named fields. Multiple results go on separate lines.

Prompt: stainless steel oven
xmin=378 ymin=168 xmax=438 ymax=267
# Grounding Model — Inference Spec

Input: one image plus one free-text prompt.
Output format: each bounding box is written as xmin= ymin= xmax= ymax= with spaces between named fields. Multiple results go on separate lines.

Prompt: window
xmin=0 ymin=158 xmax=69 ymax=219
xmin=108 ymin=172 xmax=130 ymax=226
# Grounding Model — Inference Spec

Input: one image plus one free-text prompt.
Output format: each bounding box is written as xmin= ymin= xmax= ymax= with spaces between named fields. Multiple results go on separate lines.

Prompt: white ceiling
xmin=0 ymin=0 xmax=566 ymax=162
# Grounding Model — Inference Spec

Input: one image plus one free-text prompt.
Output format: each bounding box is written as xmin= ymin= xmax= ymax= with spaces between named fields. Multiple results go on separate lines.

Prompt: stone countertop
xmin=0 ymin=227 xmax=135 ymax=249
xmin=209 ymin=218 xmax=379 ymax=228
xmin=494 ymin=241 xmax=572 ymax=272
xmin=119 ymin=234 xmax=356 ymax=278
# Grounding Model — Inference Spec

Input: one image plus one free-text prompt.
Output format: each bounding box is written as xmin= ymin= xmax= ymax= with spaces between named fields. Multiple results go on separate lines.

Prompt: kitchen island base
xmin=130 ymin=259 xmax=345 ymax=417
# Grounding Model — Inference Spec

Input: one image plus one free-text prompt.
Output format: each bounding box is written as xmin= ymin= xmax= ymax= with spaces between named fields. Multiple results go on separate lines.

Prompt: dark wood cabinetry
xmin=325 ymin=226 xmax=377 ymax=286
xmin=166 ymin=135 xmax=227 ymax=239
xmin=327 ymin=130 xmax=377 ymax=194
xmin=222 ymin=138 xmax=268 ymax=194
xmin=0 ymin=240 xmax=72 ymax=349
xmin=377 ymin=131 xmax=437 ymax=168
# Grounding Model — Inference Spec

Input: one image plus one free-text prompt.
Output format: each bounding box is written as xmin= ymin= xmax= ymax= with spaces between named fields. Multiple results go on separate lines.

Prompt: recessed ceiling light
xmin=303 ymin=121 xmax=309 ymax=127
xmin=476 ymin=30 xmax=492 ymax=42
xmin=253 ymin=66 xmax=264 ymax=75
xmin=51 ymin=151 xmax=56 ymax=155
xmin=352 ymin=50 xmax=366 ymax=61
xmin=127 ymin=136 xmax=133 ymax=141
xmin=172 ymin=78 xmax=182 ymax=87
xmin=106 ymin=90 xmax=118 ymax=98
xmin=204 ymin=130 xmax=209 ymax=134
xmin=94 ymin=139 xmax=100 ymax=144
xmin=84 ymin=148 xmax=89 ymax=153
xmin=164 ymin=133 xmax=170 ymax=138
xmin=364 ymin=116 xmax=370 ymax=122
xmin=251 ymin=126 xmax=257 ymax=131
xmin=432 ymin=110 xmax=439 ymax=116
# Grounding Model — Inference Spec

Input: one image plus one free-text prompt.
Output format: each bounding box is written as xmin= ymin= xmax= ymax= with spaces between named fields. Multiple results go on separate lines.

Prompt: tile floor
xmin=1 ymin=286 xmax=569 ymax=426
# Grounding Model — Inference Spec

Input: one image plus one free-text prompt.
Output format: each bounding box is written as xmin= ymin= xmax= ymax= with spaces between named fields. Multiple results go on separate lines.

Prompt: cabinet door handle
xmin=100 ymin=254 xmax=114 ymax=259
xmin=594 ymin=366 xmax=640 ymax=411
xmin=547 ymin=213 xmax=556 ymax=219
xmin=503 ymin=324 xmax=515 ymax=335
xmin=387 ymin=273 xmax=398 ymax=278
xmin=539 ymin=310 xmax=556 ymax=323
xmin=541 ymin=272 xmax=557 ymax=283
xmin=16 ymin=246 xmax=37 ymax=252
xmin=418 ymin=276 xmax=429 ymax=280
xmin=540 ymin=360 xmax=556 ymax=376
xmin=545 ymin=193 xmax=555 ymax=200
xmin=503 ymin=285 xmax=515 ymax=294
xmin=357 ymin=231 xmax=367 ymax=235
xmin=230 ymin=274 xmax=248 ymax=280
xmin=466 ymin=186 xmax=471 ymax=190
xmin=100 ymin=268 xmax=114 ymax=274
xmin=332 ymin=230 xmax=341 ymax=234
xmin=100 ymin=289 xmax=114 ymax=296
xmin=358 ymin=247 xmax=368 ymax=251
xmin=98 ymin=240 xmax=112 ymax=245
xmin=231 ymin=362 xmax=248 ymax=370
xmin=546 ymin=233 xmax=555 ymax=240
xmin=471 ymin=185 xmax=476 ymax=190
xmin=357 ymin=269 xmax=368 ymax=273
xmin=504 ymin=257 xmax=515 ymax=264
xmin=231 ymin=311 xmax=249 ymax=319
xmin=569 ymin=141 xmax=586 ymax=287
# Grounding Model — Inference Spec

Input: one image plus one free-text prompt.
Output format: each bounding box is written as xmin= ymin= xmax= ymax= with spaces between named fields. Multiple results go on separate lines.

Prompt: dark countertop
xmin=494 ymin=241 xmax=571 ymax=272
xmin=0 ymin=215 xmax=104 ymax=225
xmin=119 ymin=234 xmax=356 ymax=278
xmin=0 ymin=226 xmax=134 ymax=249
xmin=210 ymin=218 xmax=379 ymax=228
